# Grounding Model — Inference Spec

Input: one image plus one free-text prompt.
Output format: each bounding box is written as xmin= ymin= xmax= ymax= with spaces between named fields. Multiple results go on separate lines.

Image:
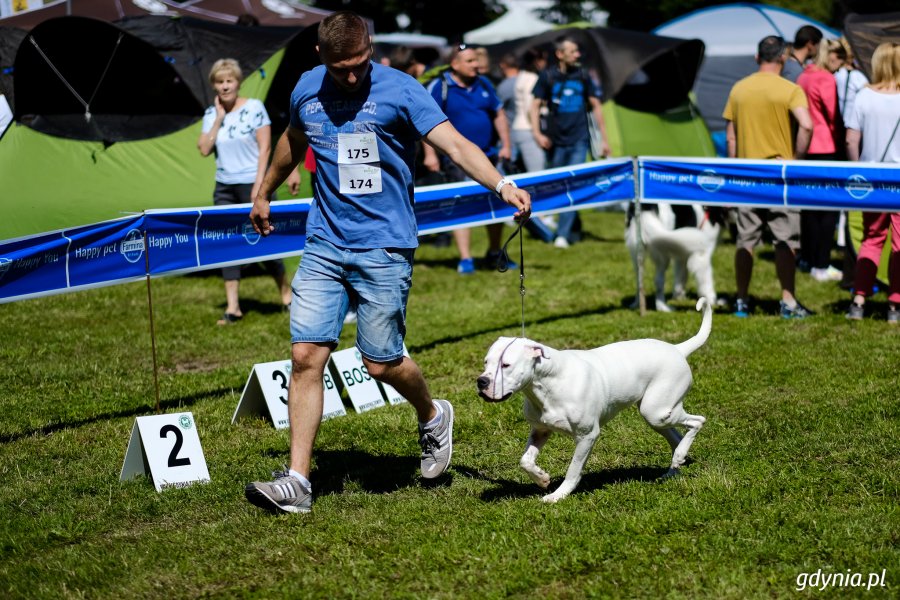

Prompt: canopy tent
xmin=653 ymin=3 xmax=839 ymax=152
xmin=463 ymin=5 xmax=554 ymax=45
xmin=0 ymin=0 xmax=332 ymax=29
xmin=0 ymin=13 xmax=326 ymax=239
xmin=12 ymin=15 xmax=307 ymax=142
xmin=484 ymin=26 xmax=713 ymax=158
xmin=488 ymin=26 xmax=705 ymax=112
xmin=843 ymin=12 xmax=900 ymax=80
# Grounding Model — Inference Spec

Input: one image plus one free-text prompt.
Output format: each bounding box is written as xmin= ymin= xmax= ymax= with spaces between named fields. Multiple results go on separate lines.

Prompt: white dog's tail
xmin=676 ymin=298 xmax=712 ymax=357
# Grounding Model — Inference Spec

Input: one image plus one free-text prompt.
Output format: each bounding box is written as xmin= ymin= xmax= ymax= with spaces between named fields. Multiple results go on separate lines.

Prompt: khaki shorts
xmin=735 ymin=208 xmax=800 ymax=251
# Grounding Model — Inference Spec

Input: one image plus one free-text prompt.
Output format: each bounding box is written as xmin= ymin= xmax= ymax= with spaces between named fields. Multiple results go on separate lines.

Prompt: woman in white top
xmin=510 ymin=49 xmax=547 ymax=173
xmin=845 ymin=43 xmax=900 ymax=323
xmin=834 ymin=37 xmax=869 ymax=129
xmin=198 ymin=58 xmax=294 ymax=325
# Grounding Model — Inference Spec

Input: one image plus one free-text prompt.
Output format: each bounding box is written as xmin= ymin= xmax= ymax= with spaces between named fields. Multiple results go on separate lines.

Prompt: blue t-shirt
xmin=289 ymin=63 xmax=447 ymax=249
xmin=532 ymin=66 xmax=600 ymax=146
xmin=427 ymin=71 xmax=501 ymax=156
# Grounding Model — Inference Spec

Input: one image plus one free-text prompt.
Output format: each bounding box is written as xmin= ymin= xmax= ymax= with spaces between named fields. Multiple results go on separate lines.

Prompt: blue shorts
xmin=289 ymin=235 xmax=414 ymax=362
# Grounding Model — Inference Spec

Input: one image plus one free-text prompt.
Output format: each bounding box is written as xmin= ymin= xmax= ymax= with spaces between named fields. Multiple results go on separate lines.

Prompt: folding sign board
xmin=329 ymin=348 xmax=386 ymax=413
xmin=232 ymin=359 xmax=346 ymax=429
xmin=378 ymin=345 xmax=410 ymax=406
xmin=120 ymin=412 xmax=210 ymax=492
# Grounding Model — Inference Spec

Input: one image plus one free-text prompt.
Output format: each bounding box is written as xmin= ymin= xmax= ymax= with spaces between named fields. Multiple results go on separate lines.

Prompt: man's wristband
xmin=495 ymin=177 xmax=517 ymax=196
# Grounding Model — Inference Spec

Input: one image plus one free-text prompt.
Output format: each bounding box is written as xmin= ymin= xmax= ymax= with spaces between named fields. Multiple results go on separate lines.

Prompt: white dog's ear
xmin=527 ymin=344 xmax=549 ymax=360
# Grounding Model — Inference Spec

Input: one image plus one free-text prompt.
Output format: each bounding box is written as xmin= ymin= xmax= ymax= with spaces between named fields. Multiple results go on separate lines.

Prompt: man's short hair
xmin=758 ymin=36 xmax=787 ymax=63
xmin=318 ymin=11 xmax=369 ymax=57
xmin=793 ymin=25 xmax=823 ymax=48
xmin=554 ymin=36 xmax=577 ymax=53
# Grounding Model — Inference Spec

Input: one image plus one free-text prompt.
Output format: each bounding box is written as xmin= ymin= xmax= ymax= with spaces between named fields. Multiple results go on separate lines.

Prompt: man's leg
xmin=735 ymin=247 xmax=754 ymax=300
xmin=774 ymin=244 xmax=798 ymax=304
xmin=288 ymin=342 xmax=334 ymax=478
xmin=363 ymin=355 xmax=435 ymax=423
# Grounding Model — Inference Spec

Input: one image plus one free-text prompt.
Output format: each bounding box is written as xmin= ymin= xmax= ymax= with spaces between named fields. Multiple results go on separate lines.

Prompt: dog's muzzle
xmin=476 ymin=375 xmax=512 ymax=402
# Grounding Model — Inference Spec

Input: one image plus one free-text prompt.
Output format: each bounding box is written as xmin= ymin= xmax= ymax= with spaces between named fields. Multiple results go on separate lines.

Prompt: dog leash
xmin=494 ymin=218 xmax=528 ymax=338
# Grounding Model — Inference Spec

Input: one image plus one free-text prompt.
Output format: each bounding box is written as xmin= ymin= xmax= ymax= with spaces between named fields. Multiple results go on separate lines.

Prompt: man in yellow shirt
xmin=723 ymin=35 xmax=813 ymax=318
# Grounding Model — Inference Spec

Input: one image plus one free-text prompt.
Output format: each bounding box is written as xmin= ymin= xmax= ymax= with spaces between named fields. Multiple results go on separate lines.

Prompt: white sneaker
xmin=553 ymin=236 xmax=570 ymax=249
xmin=344 ymin=309 xmax=357 ymax=324
xmin=811 ymin=266 xmax=842 ymax=282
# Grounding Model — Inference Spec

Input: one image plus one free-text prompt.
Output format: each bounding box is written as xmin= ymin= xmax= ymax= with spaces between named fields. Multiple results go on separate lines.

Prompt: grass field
xmin=0 ymin=210 xmax=897 ymax=599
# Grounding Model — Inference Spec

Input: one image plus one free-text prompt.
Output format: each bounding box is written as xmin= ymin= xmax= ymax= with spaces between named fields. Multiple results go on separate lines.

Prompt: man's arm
xmin=424 ymin=121 xmax=531 ymax=218
xmin=493 ymin=108 xmax=512 ymax=161
xmin=587 ymin=96 xmax=610 ymax=158
xmin=530 ymin=97 xmax=551 ymax=150
xmin=725 ymin=121 xmax=737 ymax=158
xmin=846 ymin=128 xmax=861 ymax=162
xmin=250 ymin=125 xmax=308 ymax=236
xmin=791 ymin=105 xmax=813 ymax=159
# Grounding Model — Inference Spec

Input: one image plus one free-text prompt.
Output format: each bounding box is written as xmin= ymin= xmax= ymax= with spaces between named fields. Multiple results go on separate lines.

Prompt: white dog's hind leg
xmin=652 ymin=250 xmax=672 ymax=312
xmin=651 ymin=425 xmax=683 ymax=452
xmin=668 ymin=412 xmax=705 ymax=474
xmin=542 ymin=428 xmax=600 ymax=503
xmin=520 ymin=428 xmax=552 ymax=489
xmin=672 ymin=259 xmax=688 ymax=301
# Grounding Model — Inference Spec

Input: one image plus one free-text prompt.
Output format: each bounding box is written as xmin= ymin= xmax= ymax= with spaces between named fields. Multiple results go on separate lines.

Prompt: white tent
xmin=463 ymin=5 xmax=554 ymax=45
xmin=654 ymin=3 xmax=839 ymax=56
xmin=653 ymin=3 xmax=839 ymax=154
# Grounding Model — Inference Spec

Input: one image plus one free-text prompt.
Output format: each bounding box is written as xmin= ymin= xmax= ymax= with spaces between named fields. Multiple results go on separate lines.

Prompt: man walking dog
xmin=245 ymin=11 xmax=531 ymax=514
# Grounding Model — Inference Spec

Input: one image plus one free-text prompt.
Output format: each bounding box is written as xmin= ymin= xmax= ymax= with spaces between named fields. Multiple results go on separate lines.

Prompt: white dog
xmin=625 ymin=204 xmax=720 ymax=312
xmin=477 ymin=298 xmax=711 ymax=503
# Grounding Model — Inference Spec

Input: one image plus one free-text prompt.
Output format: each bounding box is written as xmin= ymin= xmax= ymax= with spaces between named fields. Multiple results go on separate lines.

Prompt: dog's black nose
xmin=476 ymin=376 xmax=490 ymax=390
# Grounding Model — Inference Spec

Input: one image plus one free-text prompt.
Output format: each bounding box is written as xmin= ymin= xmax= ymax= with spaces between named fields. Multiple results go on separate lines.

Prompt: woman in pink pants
xmin=845 ymin=42 xmax=900 ymax=323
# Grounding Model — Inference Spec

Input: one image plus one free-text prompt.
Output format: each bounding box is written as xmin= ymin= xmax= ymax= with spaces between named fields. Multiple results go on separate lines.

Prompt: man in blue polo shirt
xmin=245 ymin=12 xmax=531 ymax=514
xmin=422 ymin=44 xmax=513 ymax=274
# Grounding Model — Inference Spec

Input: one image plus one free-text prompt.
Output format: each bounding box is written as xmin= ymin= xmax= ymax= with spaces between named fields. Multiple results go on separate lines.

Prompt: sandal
xmin=217 ymin=312 xmax=243 ymax=326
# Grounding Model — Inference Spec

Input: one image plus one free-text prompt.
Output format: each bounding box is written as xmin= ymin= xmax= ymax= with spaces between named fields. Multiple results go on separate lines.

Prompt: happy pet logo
xmin=120 ymin=229 xmax=145 ymax=264
xmin=845 ymin=174 xmax=873 ymax=200
xmin=697 ymin=169 xmax=725 ymax=193
xmin=0 ymin=257 xmax=10 ymax=282
xmin=440 ymin=196 xmax=460 ymax=216
xmin=178 ymin=415 xmax=193 ymax=430
xmin=242 ymin=222 xmax=261 ymax=246
xmin=595 ymin=176 xmax=611 ymax=193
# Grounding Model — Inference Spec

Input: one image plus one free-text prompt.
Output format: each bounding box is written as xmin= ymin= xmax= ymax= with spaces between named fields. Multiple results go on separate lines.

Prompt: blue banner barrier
xmin=0 ymin=159 xmax=633 ymax=303
xmin=640 ymin=157 xmax=900 ymax=211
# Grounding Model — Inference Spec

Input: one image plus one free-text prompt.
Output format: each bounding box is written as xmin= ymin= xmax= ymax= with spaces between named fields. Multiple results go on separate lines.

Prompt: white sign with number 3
xmin=120 ymin=412 xmax=210 ymax=492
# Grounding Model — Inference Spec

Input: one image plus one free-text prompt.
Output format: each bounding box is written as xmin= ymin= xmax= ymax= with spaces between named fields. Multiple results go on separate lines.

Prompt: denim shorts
xmin=289 ymin=235 xmax=414 ymax=362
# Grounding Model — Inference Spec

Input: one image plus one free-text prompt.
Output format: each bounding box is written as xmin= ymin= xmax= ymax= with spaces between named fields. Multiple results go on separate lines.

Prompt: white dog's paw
xmin=541 ymin=492 xmax=564 ymax=503
xmin=531 ymin=471 xmax=551 ymax=489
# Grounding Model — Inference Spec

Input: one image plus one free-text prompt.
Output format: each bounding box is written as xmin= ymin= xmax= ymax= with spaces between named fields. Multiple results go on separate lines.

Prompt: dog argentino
xmin=477 ymin=298 xmax=711 ymax=503
xmin=626 ymin=203 xmax=721 ymax=312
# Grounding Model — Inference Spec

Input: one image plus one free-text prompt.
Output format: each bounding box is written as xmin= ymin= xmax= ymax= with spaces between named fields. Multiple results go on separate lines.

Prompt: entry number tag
xmin=339 ymin=164 xmax=382 ymax=195
xmin=338 ymin=133 xmax=379 ymax=164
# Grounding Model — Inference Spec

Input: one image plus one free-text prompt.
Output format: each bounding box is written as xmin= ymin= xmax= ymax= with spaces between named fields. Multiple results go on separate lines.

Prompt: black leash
xmin=494 ymin=218 xmax=527 ymax=338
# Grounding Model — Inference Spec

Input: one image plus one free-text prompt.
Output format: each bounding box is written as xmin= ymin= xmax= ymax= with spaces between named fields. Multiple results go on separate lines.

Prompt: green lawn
xmin=0 ymin=210 xmax=896 ymax=599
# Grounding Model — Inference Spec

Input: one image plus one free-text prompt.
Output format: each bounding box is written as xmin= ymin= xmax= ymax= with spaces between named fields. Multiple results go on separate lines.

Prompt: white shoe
xmin=344 ymin=309 xmax=357 ymax=324
xmin=553 ymin=236 xmax=570 ymax=249
xmin=811 ymin=266 xmax=842 ymax=282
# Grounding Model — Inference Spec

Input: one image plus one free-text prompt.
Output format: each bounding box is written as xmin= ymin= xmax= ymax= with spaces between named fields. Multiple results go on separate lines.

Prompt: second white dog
xmin=625 ymin=204 xmax=720 ymax=312
xmin=477 ymin=298 xmax=711 ymax=503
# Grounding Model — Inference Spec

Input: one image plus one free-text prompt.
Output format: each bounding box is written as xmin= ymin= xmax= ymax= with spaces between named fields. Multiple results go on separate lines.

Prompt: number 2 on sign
xmin=160 ymin=424 xmax=192 ymax=468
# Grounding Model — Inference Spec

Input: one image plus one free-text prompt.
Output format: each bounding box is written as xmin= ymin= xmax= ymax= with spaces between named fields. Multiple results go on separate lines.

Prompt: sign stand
xmin=232 ymin=359 xmax=346 ymax=429
xmin=330 ymin=348 xmax=387 ymax=413
xmin=120 ymin=412 xmax=210 ymax=492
